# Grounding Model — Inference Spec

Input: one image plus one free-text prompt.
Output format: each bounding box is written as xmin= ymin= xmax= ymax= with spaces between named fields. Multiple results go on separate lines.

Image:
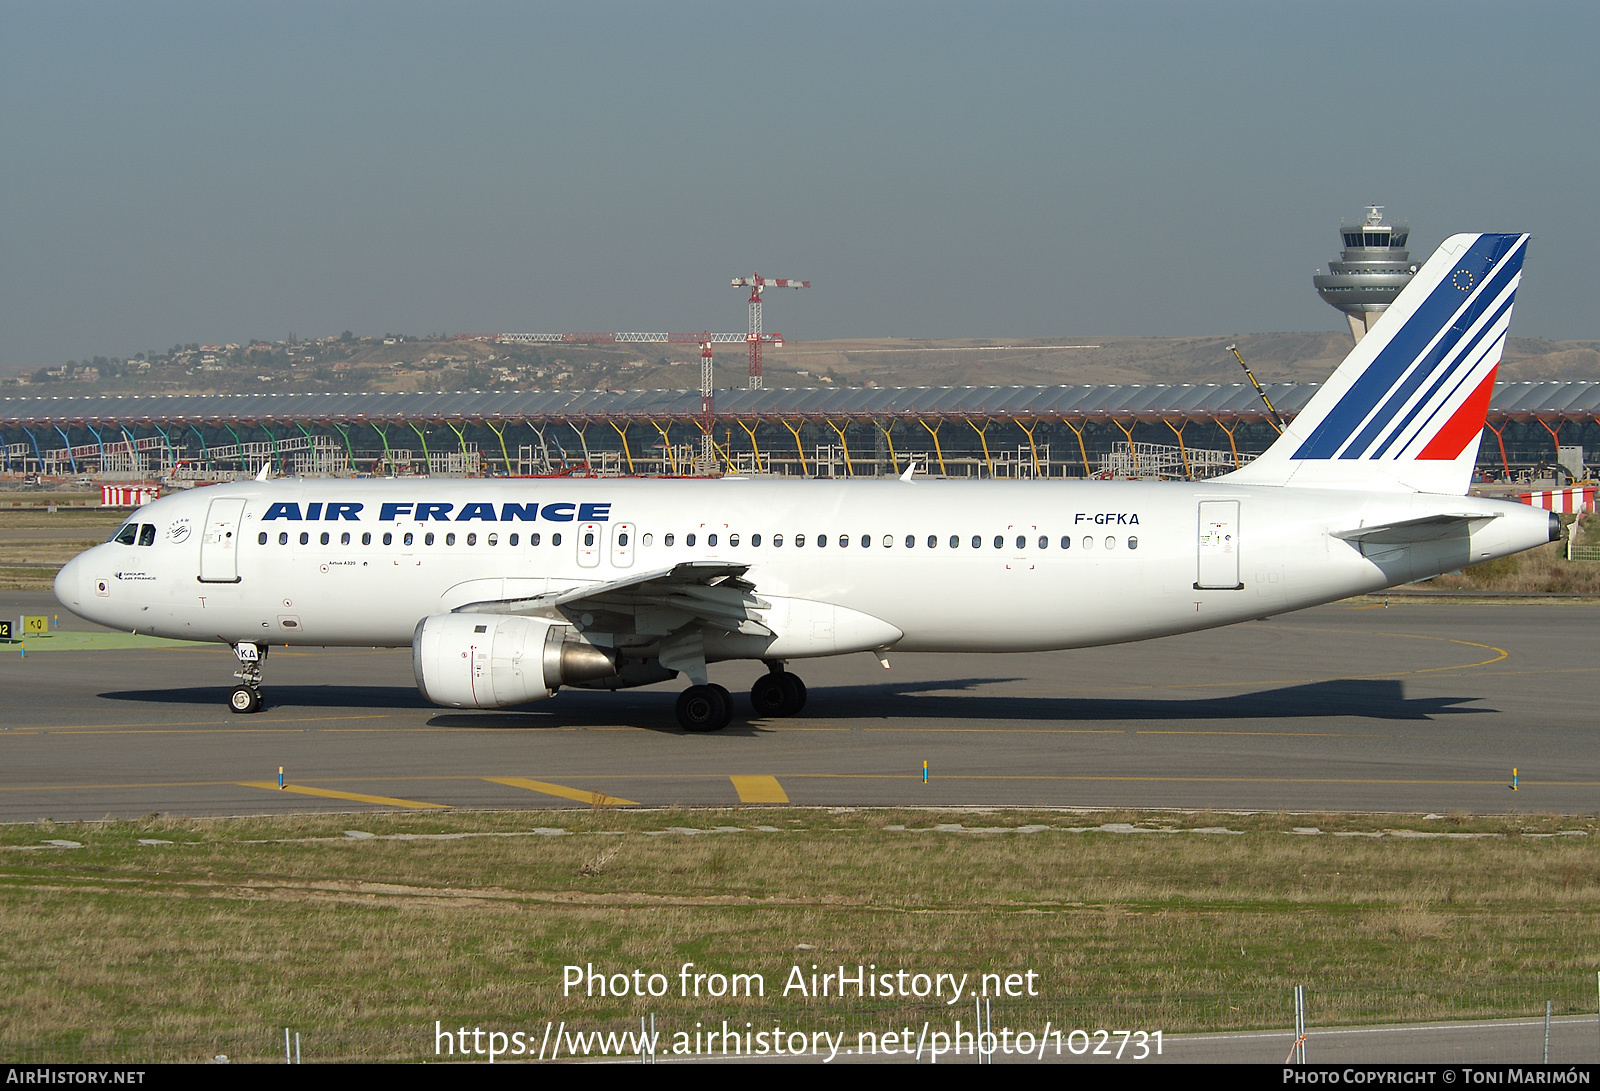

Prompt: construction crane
xmin=732 ymin=274 xmax=809 ymax=389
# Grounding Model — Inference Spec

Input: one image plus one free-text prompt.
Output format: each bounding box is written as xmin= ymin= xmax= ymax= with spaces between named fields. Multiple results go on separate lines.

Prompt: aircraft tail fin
xmin=1224 ymin=232 xmax=1527 ymax=495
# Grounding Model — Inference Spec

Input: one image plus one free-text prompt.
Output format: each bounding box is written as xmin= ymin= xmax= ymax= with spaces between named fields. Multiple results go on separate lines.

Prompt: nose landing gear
xmin=229 ymin=642 xmax=267 ymax=714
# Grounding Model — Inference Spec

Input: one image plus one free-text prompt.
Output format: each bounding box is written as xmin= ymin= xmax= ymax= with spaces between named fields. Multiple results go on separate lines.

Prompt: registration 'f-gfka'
xmin=56 ymin=233 xmax=1557 ymax=730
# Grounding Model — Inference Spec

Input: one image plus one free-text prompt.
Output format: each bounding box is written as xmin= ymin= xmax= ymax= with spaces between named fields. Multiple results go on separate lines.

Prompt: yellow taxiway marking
xmin=864 ymin=726 xmax=1125 ymax=734
xmin=1134 ymin=730 xmax=1382 ymax=738
xmin=236 ymin=782 xmax=449 ymax=809
xmin=730 ymin=775 xmax=789 ymax=803
xmin=483 ymin=777 xmax=637 ymax=806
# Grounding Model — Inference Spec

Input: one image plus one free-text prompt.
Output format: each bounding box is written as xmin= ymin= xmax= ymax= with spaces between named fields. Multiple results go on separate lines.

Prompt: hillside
xmin=6 ymin=333 xmax=1597 ymax=397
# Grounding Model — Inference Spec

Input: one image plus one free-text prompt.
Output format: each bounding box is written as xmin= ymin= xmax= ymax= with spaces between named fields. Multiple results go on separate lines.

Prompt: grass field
xmin=1 ymin=807 xmax=1596 ymax=1062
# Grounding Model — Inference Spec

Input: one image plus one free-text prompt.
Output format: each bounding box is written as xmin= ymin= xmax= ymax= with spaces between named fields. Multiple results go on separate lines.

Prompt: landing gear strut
xmin=676 ymin=684 xmax=733 ymax=732
xmin=750 ymin=661 xmax=807 ymax=718
xmin=229 ymin=642 xmax=266 ymax=714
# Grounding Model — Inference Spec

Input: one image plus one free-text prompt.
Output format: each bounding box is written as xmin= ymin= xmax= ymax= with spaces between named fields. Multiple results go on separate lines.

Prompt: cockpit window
xmin=138 ymin=524 xmax=156 ymax=547
xmin=112 ymin=523 xmax=138 ymax=545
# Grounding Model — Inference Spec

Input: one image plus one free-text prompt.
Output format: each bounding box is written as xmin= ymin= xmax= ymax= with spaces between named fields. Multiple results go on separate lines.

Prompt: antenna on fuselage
xmin=255 ymin=462 xmax=271 ymax=482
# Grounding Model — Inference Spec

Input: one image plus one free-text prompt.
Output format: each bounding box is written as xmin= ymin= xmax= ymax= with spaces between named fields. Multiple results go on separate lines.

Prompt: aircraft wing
xmin=1331 ymin=512 xmax=1501 ymax=546
xmin=454 ymin=561 xmax=772 ymax=636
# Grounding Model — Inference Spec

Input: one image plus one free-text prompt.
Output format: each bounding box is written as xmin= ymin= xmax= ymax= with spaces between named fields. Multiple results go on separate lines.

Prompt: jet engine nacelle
xmin=412 ymin=613 xmax=618 ymax=708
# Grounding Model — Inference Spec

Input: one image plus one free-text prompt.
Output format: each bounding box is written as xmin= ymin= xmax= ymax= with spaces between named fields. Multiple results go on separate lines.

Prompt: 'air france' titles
xmin=260 ymin=501 xmax=613 ymax=523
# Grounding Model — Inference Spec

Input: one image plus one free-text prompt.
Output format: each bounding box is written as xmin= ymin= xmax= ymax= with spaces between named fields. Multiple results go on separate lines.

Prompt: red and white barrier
xmin=1518 ymin=486 xmax=1596 ymax=513
xmin=101 ymin=485 xmax=161 ymax=508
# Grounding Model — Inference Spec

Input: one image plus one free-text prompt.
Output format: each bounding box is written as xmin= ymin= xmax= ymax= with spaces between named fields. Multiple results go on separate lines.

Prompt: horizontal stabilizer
xmin=1331 ymin=512 xmax=1498 ymax=545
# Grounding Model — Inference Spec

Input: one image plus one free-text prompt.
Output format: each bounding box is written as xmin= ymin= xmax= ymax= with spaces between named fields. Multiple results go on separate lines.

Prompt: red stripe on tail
xmin=1418 ymin=366 xmax=1498 ymax=461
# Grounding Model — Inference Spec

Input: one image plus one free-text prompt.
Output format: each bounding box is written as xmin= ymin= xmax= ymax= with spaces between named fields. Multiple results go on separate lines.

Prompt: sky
xmin=3 ymin=1 xmax=1598 ymax=372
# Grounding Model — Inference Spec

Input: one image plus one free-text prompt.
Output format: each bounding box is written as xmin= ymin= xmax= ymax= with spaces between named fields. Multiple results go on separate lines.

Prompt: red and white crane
xmin=732 ymin=273 xmax=809 ymax=389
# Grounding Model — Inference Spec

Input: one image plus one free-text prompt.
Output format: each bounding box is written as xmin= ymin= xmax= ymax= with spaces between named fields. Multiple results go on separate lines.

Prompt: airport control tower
xmin=1314 ymin=206 xmax=1418 ymax=343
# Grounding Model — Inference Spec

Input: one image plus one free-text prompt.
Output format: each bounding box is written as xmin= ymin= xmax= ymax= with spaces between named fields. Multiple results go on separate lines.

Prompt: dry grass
xmin=0 ymin=510 xmax=123 ymax=589
xmin=1425 ymin=517 xmax=1600 ymax=594
xmin=0 ymin=808 xmax=1596 ymax=1059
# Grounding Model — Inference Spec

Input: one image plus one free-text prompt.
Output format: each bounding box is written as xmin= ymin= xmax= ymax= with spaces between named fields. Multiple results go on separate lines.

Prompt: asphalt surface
xmin=2 ymin=590 xmax=1598 ymax=820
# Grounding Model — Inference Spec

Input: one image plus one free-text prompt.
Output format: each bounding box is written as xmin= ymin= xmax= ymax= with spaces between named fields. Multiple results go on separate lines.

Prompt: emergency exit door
xmin=1195 ymin=500 xmax=1242 ymax=590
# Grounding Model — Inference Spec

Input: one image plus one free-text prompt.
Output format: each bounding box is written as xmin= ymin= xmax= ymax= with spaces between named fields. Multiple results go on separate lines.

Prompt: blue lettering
xmin=415 ymin=502 xmax=454 ymax=521
xmin=326 ymin=502 xmax=364 ymax=521
xmin=578 ymin=502 xmax=612 ymax=522
xmin=455 ymin=502 xmax=498 ymax=522
xmin=499 ymin=502 xmax=538 ymax=522
xmin=1130 ymin=514 xmax=1139 ymax=525
xmin=263 ymin=503 xmax=302 ymax=521
xmin=379 ymin=502 xmax=414 ymax=521
xmin=306 ymin=502 xmax=323 ymax=521
xmin=542 ymin=502 xmax=576 ymax=522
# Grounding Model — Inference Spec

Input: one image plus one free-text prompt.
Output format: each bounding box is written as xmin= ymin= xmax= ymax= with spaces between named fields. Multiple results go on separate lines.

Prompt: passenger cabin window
xmin=111 ymin=523 xmax=138 ymax=545
xmin=507 ymin=533 xmax=518 ymax=546
xmin=279 ymin=532 xmax=289 ymax=546
xmin=551 ymin=533 xmax=562 ymax=546
xmin=664 ymin=533 xmax=675 ymax=546
xmin=794 ymin=534 xmax=805 ymax=547
xmin=425 ymin=532 xmax=435 ymax=546
xmin=993 ymin=536 xmax=1003 ymax=549
xmin=707 ymin=533 xmax=718 ymax=547
xmin=970 ymin=536 xmax=980 ymax=548
xmin=320 ymin=532 xmax=330 ymax=546
xmin=750 ymin=533 xmax=760 ymax=547
xmin=773 ymin=534 xmax=783 ymax=547
xmin=467 ymin=532 xmax=477 ymax=546
xmin=1038 ymin=536 xmax=1048 ymax=550
xmin=362 ymin=532 xmax=372 ymax=545
xmin=383 ymin=532 xmax=393 ymax=546
xmin=298 ymin=532 xmax=309 ymax=546
xmin=686 ymin=533 xmax=696 ymax=547
xmin=1128 ymin=536 xmax=1139 ymax=550
xmin=729 ymin=534 xmax=739 ymax=547
xmin=1060 ymin=536 xmax=1071 ymax=549
xmin=445 ymin=532 xmax=456 ymax=546
xmin=258 ymin=532 xmax=268 ymax=545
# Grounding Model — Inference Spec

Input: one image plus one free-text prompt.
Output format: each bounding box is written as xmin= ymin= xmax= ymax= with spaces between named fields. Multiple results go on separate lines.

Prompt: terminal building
xmin=2 ymin=381 xmax=1594 ymax=485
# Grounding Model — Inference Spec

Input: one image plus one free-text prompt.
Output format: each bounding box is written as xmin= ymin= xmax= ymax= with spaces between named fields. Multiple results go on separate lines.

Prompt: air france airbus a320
xmin=55 ymin=233 xmax=1557 ymax=731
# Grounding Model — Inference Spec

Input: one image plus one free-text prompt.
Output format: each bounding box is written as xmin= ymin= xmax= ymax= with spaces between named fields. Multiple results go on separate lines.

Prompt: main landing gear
xmin=674 ymin=662 xmax=808 ymax=732
xmin=229 ymin=642 xmax=267 ymax=714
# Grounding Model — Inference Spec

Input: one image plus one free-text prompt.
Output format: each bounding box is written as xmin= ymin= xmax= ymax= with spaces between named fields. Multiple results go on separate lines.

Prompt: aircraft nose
xmin=54 ymin=553 xmax=83 ymax=610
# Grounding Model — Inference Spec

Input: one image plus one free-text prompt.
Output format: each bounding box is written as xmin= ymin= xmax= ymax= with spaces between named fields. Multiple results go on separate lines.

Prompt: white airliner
xmin=55 ymin=233 xmax=1556 ymax=731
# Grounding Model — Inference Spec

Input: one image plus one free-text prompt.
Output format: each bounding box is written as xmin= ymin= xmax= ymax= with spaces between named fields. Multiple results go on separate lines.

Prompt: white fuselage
xmin=55 ymin=476 xmax=1552 ymax=660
